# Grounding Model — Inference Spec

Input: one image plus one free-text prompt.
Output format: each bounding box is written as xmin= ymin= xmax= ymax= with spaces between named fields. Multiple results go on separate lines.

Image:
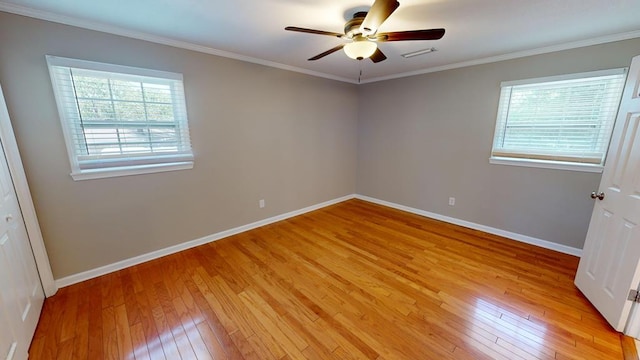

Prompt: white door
xmin=575 ymin=54 xmax=640 ymax=331
xmin=0 ymin=89 xmax=45 ymax=358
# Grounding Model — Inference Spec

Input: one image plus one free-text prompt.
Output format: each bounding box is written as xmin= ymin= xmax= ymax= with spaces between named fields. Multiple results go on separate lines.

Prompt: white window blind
xmin=491 ymin=68 xmax=626 ymax=170
xmin=46 ymin=55 xmax=194 ymax=180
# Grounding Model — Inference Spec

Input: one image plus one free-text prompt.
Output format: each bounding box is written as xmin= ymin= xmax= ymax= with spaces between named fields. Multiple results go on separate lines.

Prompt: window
xmin=46 ymin=55 xmax=193 ymax=180
xmin=490 ymin=68 xmax=626 ymax=172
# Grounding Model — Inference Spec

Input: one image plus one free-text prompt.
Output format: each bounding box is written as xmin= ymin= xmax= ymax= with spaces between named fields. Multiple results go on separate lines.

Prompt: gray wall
xmin=0 ymin=12 xmax=359 ymax=279
xmin=2 ymin=10 xmax=640 ymax=280
xmin=357 ymin=38 xmax=640 ymax=249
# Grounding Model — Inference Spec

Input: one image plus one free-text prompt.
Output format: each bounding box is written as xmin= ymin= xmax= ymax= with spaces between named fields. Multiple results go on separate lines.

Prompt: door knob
xmin=5 ymin=214 xmax=12 ymax=222
xmin=591 ymin=191 xmax=605 ymax=200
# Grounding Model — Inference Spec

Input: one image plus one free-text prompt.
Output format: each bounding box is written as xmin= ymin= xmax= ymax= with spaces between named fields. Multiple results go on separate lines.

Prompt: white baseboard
xmin=354 ymin=194 xmax=583 ymax=257
xmin=55 ymin=194 xmax=356 ymax=288
xmin=56 ymin=192 xmax=582 ymax=288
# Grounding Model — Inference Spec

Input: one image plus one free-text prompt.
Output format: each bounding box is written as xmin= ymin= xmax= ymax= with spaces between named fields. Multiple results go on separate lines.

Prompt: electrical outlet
xmin=448 ymin=197 xmax=455 ymax=206
xmin=259 ymin=199 xmax=265 ymax=208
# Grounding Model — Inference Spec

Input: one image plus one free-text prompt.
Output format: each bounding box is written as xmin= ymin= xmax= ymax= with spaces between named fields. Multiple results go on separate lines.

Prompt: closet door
xmin=0 ymin=261 xmax=27 ymax=360
xmin=0 ymin=87 xmax=45 ymax=359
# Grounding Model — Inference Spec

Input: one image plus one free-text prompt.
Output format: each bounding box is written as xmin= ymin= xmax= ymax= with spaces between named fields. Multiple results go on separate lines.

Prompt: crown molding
xmin=0 ymin=2 xmax=358 ymax=84
xmin=361 ymin=30 xmax=640 ymax=84
xmin=1 ymin=2 xmax=639 ymax=85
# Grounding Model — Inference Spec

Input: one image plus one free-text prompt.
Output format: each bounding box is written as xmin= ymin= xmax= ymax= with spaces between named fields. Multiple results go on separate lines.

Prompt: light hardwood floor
xmin=30 ymin=199 xmax=634 ymax=359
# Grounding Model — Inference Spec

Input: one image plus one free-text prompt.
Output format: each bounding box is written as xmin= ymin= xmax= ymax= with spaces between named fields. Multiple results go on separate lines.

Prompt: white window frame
xmin=489 ymin=68 xmax=627 ymax=173
xmin=46 ymin=55 xmax=194 ymax=180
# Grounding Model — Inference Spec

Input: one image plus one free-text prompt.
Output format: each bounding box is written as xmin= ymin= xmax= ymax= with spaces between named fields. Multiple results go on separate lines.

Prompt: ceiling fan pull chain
xmin=358 ymin=68 xmax=362 ymax=83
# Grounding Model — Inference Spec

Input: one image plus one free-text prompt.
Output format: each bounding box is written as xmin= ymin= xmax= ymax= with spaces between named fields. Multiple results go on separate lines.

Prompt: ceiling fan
xmin=285 ymin=0 xmax=445 ymax=63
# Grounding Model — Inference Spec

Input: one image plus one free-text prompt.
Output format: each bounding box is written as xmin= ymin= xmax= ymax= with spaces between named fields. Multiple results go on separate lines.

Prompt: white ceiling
xmin=2 ymin=0 xmax=640 ymax=83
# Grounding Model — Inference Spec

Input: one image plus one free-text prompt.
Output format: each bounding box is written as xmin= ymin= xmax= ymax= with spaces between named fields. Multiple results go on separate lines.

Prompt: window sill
xmin=489 ymin=157 xmax=603 ymax=173
xmin=70 ymin=161 xmax=193 ymax=181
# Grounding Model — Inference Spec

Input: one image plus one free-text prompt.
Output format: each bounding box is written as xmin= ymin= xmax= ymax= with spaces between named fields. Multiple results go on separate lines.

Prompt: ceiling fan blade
xmin=308 ymin=44 xmax=345 ymax=61
xmin=376 ymin=28 xmax=446 ymax=42
xmin=360 ymin=0 xmax=400 ymax=35
xmin=285 ymin=26 xmax=344 ymax=38
xmin=370 ymin=48 xmax=387 ymax=63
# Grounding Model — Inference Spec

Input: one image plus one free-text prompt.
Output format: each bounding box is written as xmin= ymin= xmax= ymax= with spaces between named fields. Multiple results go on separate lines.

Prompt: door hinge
xmin=628 ymin=289 xmax=640 ymax=302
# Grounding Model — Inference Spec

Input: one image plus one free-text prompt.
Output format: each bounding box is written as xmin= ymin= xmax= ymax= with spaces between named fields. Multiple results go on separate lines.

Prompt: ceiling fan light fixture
xmin=343 ymin=37 xmax=377 ymax=60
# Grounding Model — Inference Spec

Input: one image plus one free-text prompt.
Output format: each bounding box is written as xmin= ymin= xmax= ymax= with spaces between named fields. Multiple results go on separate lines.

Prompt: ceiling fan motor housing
xmin=344 ymin=11 xmax=368 ymax=38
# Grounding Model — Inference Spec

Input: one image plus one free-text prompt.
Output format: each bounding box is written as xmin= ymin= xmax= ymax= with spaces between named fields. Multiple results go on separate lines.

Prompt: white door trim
xmin=625 ymin=293 xmax=640 ymax=337
xmin=0 ymin=84 xmax=56 ymax=297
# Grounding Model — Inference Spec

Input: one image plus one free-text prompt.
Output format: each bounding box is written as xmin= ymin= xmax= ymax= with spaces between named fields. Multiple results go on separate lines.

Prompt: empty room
xmin=1 ymin=0 xmax=640 ymax=359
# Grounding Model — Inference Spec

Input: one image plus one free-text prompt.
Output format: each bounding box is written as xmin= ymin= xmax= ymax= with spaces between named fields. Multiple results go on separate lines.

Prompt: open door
xmin=575 ymin=54 xmax=640 ymax=331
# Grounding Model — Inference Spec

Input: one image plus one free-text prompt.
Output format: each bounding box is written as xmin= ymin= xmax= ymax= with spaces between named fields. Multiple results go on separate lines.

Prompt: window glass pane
xmin=146 ymin=103 xmax=174 ymax=121
xmin=77 ymin=99 xmax=115 ymax=121
xmin=149 ymin=128 xmax=178 ymax=145
xmin=84 ymin=128 xmax=118 ymax=145
xmin=84 ymin=128 xmax=120 ymax=155
xmin=143 ymin=83 xmax=172 ymax=103
xmin=121 ymin=144 xmax=152 ymax=154
xmin=73 ymin=76 xmax=110 ymax=99
xmin=111 ymin=79 xmax=143 ymax=101
xmin=113 ymin=101 xmax=146 ymax=122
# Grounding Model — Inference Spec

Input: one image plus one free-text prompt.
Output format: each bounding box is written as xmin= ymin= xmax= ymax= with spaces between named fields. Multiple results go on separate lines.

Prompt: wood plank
xmin=30 ymin=199 xmax=628 ymax=360
xmin=621 ymin=335 xmax=639 ymax=360
xmin=87 ymin=281 xmax=105 ymax=359
xmin=71 ymin=282 xmax=90 ymax=360
xmin=129 ymin=322 xmax=151 ymax=360
xmin=114 ymin=304 xmax=134 ymax=360
xmin=133 ymin=290 xmax=166 ymax=360
xmin=102 ymin=306 xmax=119 ymax=360
xmin=145 ymin=283 xmax=181 ymax=359
xmin=172 ymin=293 xmax=214 ymax=360
xmin=196 ymin=321 xmax=229 ymax=360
